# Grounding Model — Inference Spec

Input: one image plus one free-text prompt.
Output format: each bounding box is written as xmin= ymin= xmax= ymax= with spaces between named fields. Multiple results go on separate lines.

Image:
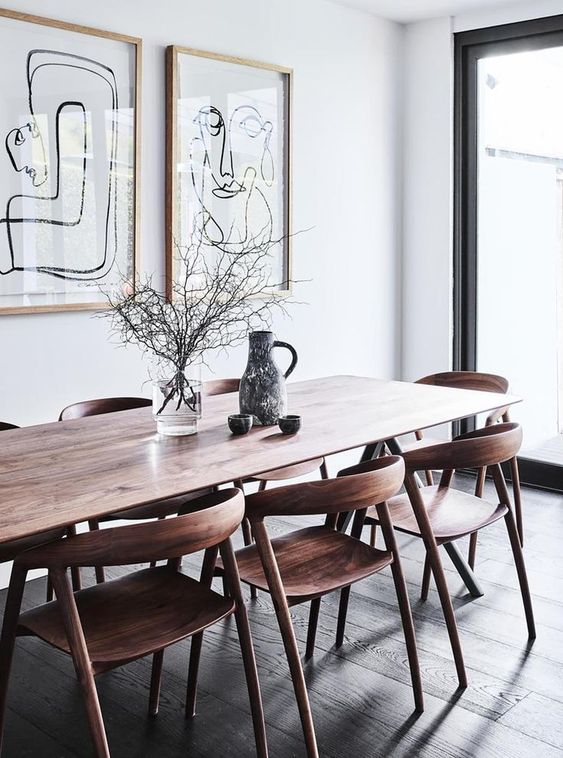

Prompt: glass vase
xmin=152 ymin=364 xmax=202 ymax=436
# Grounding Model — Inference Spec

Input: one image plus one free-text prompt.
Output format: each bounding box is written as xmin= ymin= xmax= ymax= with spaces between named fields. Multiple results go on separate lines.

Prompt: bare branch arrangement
xmin=101 ymin=229 xmax=294 ymax=415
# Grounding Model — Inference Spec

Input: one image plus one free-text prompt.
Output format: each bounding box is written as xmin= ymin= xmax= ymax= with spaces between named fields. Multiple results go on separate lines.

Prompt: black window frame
xmin=454 ymin=14 xmax=563 ymax=492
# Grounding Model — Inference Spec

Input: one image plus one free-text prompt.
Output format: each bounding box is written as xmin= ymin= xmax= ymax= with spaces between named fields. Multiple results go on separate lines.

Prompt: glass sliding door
xmin=455 ymin=16 xmax=563 ymax=490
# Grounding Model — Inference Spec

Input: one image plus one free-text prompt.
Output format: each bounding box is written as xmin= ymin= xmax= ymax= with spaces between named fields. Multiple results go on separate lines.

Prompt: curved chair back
xmin=204 ymin=378 xmax=240 ymax=396
xmin=414 ymin=371 xmax=510 ymax=430
xmin=17 ymin=489 xmax=244 ymax=570
xmin=245 ymin=456 xmax=405 ymax=521
xmin=403 ymin=422 xmax=522 ymax=474
xmin=416 ymin=371 xmax=509 ymax=394
xmin=0 ymin=422 xmax=18 ymax=432
xmin=59 ymin=397 xmax=151 ymax=421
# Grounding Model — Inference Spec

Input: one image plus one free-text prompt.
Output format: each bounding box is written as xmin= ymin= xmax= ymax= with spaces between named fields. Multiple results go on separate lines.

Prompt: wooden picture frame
xmin=166 ymin=46 xmax=292 ymax=298
xmin=0 ymin=8 xmax=142 ymax=315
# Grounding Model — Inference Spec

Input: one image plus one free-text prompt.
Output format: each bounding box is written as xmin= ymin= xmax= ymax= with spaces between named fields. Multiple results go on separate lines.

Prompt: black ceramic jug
xmin=239 ymin=331 xmax=298 ymax=425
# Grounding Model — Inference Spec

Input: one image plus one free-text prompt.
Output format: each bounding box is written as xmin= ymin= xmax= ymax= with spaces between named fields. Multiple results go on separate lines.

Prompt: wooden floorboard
xmin=1 ymin=473 xmax=561 ymax=756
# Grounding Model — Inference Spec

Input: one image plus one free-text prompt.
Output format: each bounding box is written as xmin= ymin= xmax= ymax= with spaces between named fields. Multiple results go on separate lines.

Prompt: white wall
xmin=0 ymin=0 xmax=404 ymax=428
xmin=402 ymin=0 xmax=563 ymax=381
xmin=401 ymin=16 xmax=453 ymax=380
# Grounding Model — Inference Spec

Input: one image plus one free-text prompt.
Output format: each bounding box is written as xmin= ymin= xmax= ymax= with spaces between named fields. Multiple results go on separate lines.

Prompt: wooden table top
xmin=0 ymin=375 xmax=520 ymax=544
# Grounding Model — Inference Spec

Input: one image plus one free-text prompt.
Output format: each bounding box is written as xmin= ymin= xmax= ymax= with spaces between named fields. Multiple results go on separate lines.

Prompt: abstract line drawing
xmin=167 ymin=46 xmax=291 ymax=297
xmin=189 ymin=103 xmax=276 ymax=250
xmin=5 ymin=120 xmax=48 ymax=188
xmin=0 ymin=49 xmax=119 ymax=281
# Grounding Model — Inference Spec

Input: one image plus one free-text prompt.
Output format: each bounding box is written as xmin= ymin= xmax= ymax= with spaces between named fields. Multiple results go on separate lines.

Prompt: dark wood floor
xmin=1 ymin=472 xmax=562 ymax=757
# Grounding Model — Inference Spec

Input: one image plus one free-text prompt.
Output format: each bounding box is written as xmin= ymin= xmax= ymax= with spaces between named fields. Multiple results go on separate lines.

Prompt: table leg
xmin=384 ymin=437 xmax=484 ymax=599
xmin=443 ymin=541 xmax=484 ymax=598
xmin=359 ymin=441 xmax=385 ymax=463
xmin=336 ymin=441 xmax=386 ymax=532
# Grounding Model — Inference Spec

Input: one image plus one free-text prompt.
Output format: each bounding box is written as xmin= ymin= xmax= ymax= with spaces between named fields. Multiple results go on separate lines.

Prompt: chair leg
xmin=0 ymin=564 xmax=27 ymax=754
xmin=468 ymin=467 xmax=486 ymax=569
xmin=252 ymin=520 xmax=319 ymax=757
xmin=50 ymin=568 xmax=110 ymax=758
xmin=467 ymin=533 xmax=478 ymax=571
xmin=46 ymin=574 xmax=54 ymax=602
xmin=66 ymin=525 xmax=82 ymax=592
xmin=505 ymin=509 xmax=536 ymax=638
xmin=369 ymin=524 xmax=377 ymax=548
xmin=491 ymin=464 xmax=534 ymax=638
xmin=376 ymin=501 xmax=424 ymax=712
xmin=241 ymin=518 xmax=253 ymax=546
xmin=335 ymin=586 xmax=351 ymax=648
xmin=391 ymin=552 xmax=425 ymax=712
xmin=220 ymin=539 xmax=268 ymax=758
xmin=186 ymin=547 xmax=219 ymax=718
xmin=420 ymin=554 xmax=431 ymax=601
xmin=186 ymin=632 xmax=205 ymax=718
xmin=241 ymin=518 xmax=257 ymax=600
xmin=424 ymin=469 xmax=434 ymax=486
xmin=88 ymin=520 xmax=106 ymax=584
xmin=425 ymin=542 xmax=467 ymax=688
xmin=510 ymin=457 xmax=524 ymax=546
xmin=406 ymin=471 xmax=467 ymax=688
xmin=149 ymin=649 xmax=164 ymax=716
xmin=335 ymin=508 xmax=369 ymax=648
xmin=271 ymin=594 xmax=318 ymax=756
xmin=305 ymin=598 xmax=321 ymax=660
xmin=235 ymin=480 xmax=257 ymax=600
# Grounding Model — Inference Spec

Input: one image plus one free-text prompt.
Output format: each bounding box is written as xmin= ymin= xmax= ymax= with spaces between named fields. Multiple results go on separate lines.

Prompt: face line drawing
xmin=5 ymin=119 xmax=48 ymax=188
xmin=188 ymin=101 xmax=276 ymax=249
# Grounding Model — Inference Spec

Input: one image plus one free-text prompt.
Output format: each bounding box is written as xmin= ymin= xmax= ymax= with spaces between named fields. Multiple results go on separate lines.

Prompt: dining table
xmin=0 ymin=375 xmax=520 ymax=596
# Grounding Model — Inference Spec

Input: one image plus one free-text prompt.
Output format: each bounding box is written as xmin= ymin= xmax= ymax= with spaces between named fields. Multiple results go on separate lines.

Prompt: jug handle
xmin=273 ymin=340 xmax=298 ymax=379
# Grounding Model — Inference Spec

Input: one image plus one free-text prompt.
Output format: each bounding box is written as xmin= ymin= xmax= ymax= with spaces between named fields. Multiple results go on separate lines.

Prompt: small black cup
xmin=278 ymin=414 xmax=301 ymax=435
xmin=228 ymin=413 xmax=253 ymax=435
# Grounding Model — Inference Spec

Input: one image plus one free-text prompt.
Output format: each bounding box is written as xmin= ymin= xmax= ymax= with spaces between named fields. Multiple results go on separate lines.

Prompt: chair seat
xmin=234 ymin=526 xmax=392 ymax=602
xmin=250 ymin=457 xmax=325 ymax=483
xmin=366 ymin=486 xmax=508 ymax=542
xmin=18 ymin=567 xmax=234 ymax=673
xmin=0 ymin=528 xmax=67 ymax=563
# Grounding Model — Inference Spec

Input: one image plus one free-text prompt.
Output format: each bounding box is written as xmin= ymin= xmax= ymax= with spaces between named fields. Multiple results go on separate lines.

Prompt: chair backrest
xmin=59 ymin=397 xmax=152 ymax=421
xmin=17 ymin=489 xmax=245 ymax=569
xmin=415 ymin=371 xmax=510 ymax=430
xmin=245 ymin=456 xmax=405 ymax=521
xmin=416 ymin=371 xmax=509 ymax=394
xmin=204 ymin=378 xmax=240 ymax=396
xmin=403 ymin=422 xmax=522 ymax=474
xmin=0 ymin=421 xmax=19 ymax=432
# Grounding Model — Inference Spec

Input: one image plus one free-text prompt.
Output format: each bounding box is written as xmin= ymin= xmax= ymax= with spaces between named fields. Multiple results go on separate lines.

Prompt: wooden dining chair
xmin=58 ymin=397 xmax=211 ymax=589
xmin=361 ymin=422 xmax=535 ymax=690
xmin=205 ymin=378 xmax=328 ymax=600
xmin=231 ymin=455 xmax=423 ymax=758
xmin=0 ymin=489 xmax=268 ymax=758
xmin=373 ymin=371 xmax=523 ymax=573
xmin=0 ymin=422 xmax=80 ymax=597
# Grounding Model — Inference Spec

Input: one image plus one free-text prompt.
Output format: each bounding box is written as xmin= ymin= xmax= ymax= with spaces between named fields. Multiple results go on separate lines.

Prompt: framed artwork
xmin=0 ymin=8 xmax=141 ymax=315
xmin=166 ymin=46 xmax=292 ymax=296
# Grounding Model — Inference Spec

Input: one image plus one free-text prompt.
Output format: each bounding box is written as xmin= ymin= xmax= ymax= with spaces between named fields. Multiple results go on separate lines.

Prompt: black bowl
xmin=228 ymin=413 xmax=253 ymax=435
xmin=278 ymin=414 xmax=301 ymax=435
